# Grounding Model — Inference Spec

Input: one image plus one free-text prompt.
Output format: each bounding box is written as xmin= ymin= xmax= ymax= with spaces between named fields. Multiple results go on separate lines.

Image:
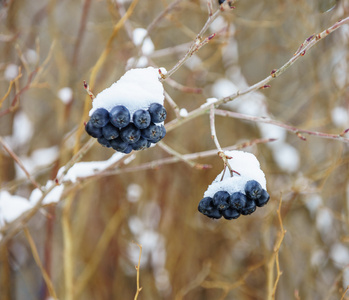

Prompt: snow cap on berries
xmin=204 ymin=150 xmax=267 ymax=198
xmin=89 ymin=67 xmax=165 ymax=117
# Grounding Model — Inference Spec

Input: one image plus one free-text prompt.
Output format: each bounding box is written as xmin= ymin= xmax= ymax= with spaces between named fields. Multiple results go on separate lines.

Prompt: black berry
xmin=102 ymin=123 xmax=119 ymax=140
xmin=230 ymin=192 xmax=247 ymax=211
xmin=213 ymin=191 xmax=230 ymax=211
xmin=148 ymin=103 xmax=167 ymax=123
xmin=255 ymin=189 xmax=270 ymax=207
xmin=85 ymin=121 xmax=103 ymax=138
xmin=133 ymin=109 xmax=151 ymax=129
xmin=245 ymin=180 xmax=263 ymax=200
xmin=90 ymin=108 xmax=110 ymax=128
xmin=109 ymin=105 xmax=130 ymax=128
xmin=222 ymin=208 xmax=240 ymax=220
xmin=120 ymin=123 xmax=141 ymax=144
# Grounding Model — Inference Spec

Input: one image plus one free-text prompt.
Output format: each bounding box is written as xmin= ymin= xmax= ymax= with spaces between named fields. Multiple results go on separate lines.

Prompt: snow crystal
xmin=4 ymin=64 xmax=19 ymax=81
xmin=179 ymin=108 xmax=188 ymax=117
xmin=89 ymin=67 xmax=164 ymax=117
xmin=58 ymin=87 xmax=73 ymax=104
xmin=330 ymin=243 xmax=349 ymax=267
xmin=331 ymin=106 xmax=348 ymax=128
xmin=0 ymin=191 xmax=31 ymax=223
xmin=204 ymin=150 xmax=267 ymax=198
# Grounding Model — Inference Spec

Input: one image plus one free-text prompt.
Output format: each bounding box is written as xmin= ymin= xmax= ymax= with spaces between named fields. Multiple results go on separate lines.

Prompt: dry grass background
xmin=1 ymin=0 xmax=349 ymax=299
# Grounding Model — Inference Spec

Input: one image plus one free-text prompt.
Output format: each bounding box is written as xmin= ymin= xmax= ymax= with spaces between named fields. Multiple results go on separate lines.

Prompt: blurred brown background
xmin=1 ymin=0 xmax=349 ymax=299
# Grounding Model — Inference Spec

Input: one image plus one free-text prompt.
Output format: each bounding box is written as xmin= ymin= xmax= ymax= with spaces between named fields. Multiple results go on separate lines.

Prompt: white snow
xmin=29 ymin=180 xmax=64 ymax=205
xmin=179 ymin=108 xmax=188 ymax=117
xmin=0 ymin=191 xmax=32 ymax=223
xmin=15 ymin=146 xmax=59 ymax=179
xmin=4 ymin=64 xmax=19 ymax=81
xmin=200 ymin=97 xmax=217 ymax=108
xmin=4 ymin=111 xmax=33 ymax=150
xmin=25 ymin=49 xmax=38 ymax=65
xmin=132 ymin=28 xmax=154 ymax=55
xmin=272 ymin=143 xmax=300 ymax=173
xmin=58 ymin=152 xmax=125 ymax=183
xmin=89 ymin=67 xmax=164 ymax=117
xmin=304 ymin=194 xmax=322 ymax=216
xmin=316 ymin=208 xmax=333 ymax=237
xmin=58 ymin=87 xmax=73 ymax=104
xmin=204 ymin=150 xmax=267 ymax=198
xmin=211 ymin=78 xmax=238 ymax=99
xmin=330 ymin=243 xmax=349 ymax=268
xmin=127 ymin=183 xmax=142 ymax=203
xmin=331 ymin=106 xmax=348 ymax=128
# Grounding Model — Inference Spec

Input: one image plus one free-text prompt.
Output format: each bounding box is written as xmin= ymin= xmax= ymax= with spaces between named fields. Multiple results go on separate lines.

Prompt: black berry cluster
xmin=198 ymin=180 xmax=270 ymax=220
xmin=85 ymin=103 xmax=167 ymax=153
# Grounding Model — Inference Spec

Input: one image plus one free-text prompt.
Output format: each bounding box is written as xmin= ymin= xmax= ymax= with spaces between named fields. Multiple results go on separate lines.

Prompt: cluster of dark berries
xmin=85 ymin=103 xmax=167 ymax=153
xmin=198 ymin=180 xmax=270 ymax=220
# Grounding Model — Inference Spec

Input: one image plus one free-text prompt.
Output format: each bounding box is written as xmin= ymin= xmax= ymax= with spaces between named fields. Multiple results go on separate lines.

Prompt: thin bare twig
xmin=0 ymin=137 xmax=42 ymax=190
xmin=267 ymin=196 xmax=286 ymax=300
xmin=161 ymin=7 xmax=222 ymax=80
xmin=214 ymin=109 xmax=349 ymax=143
xmin=24 ymin=228 xmax=58 ymax=300
xmin=164 ymin=90 xmax=181 ymax=118
xmin=157 ymin=141 xmax=197 ymax=168
xmin=165 ymin=16 xmax=349 ymax=134
xmin=133 ymin=242 xmax=143 ymax=300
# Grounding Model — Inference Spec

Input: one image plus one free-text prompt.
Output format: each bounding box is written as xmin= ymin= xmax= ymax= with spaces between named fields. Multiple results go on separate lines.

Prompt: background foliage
xmin=1 ymin=0 xmax=349 ymax=299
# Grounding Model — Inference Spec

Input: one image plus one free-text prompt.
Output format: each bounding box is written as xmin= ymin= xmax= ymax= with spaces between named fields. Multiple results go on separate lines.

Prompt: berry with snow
xmin=149 ymin=103 xmax=167 ymax=123
xmin=120 ymin=123 xmax=141 ymax=144
xmin=85 ymin=121 xmax=103 ymax=138
xmin=133 ymin=109 xmax=151 ymax=129
xmin=109 ymin=105 xmax=130 ymax=128
xmin=102 ymin=123 xmax=119 ymax=140
xmin=90 ymin=108 xmax=109 ymax=128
